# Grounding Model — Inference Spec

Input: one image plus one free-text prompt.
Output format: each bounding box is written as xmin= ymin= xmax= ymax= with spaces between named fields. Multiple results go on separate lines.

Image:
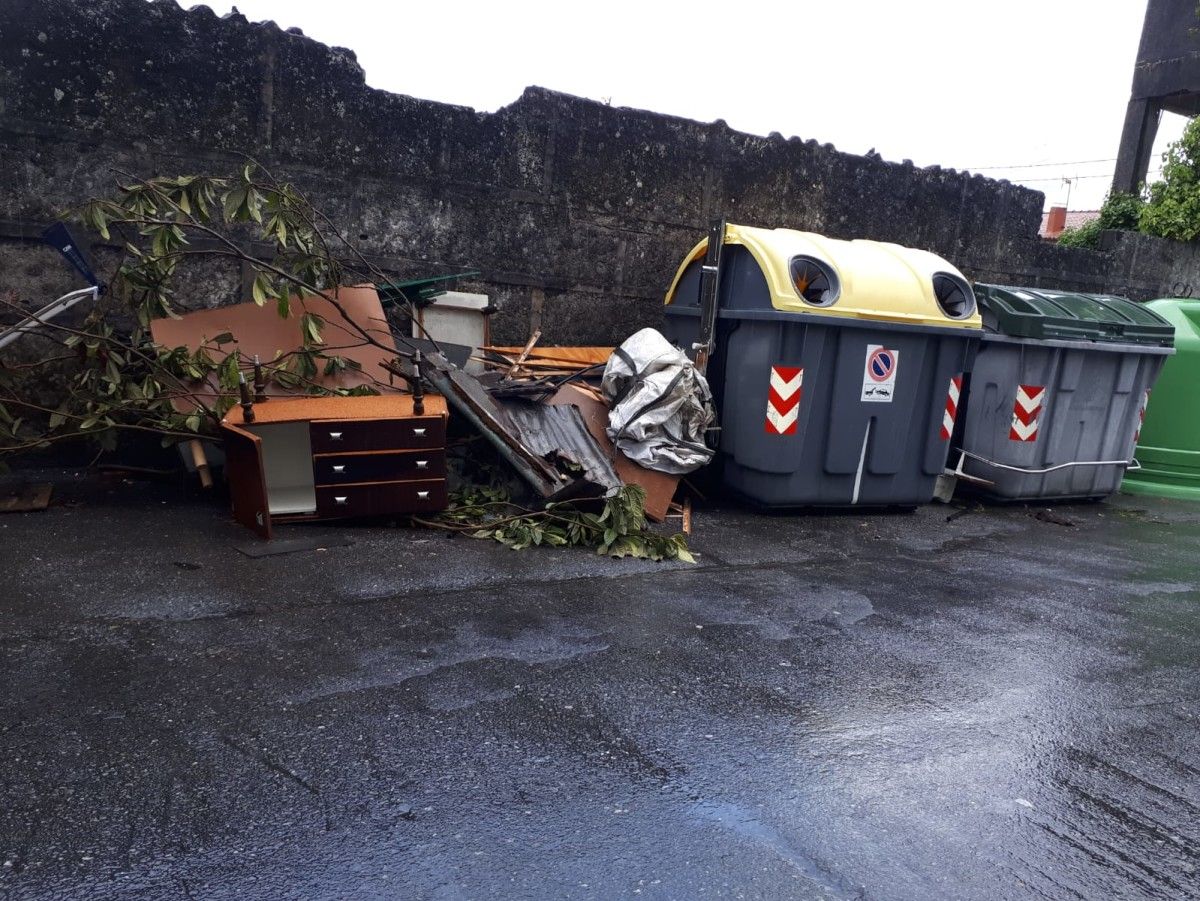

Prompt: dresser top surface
xmin=222 ymin=393 xmax=447 ymax=426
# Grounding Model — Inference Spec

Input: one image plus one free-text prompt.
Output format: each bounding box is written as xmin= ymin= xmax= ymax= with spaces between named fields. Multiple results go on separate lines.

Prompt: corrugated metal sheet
xmin=503 ymin=401 xmax=623 ymax=493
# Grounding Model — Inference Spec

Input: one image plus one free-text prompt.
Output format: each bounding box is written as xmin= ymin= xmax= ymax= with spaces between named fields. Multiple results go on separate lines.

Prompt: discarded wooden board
xmin=666 ymin=497 xmax=693 ymax=536
xmin=0 ymin=482 xmax=52 ymax=513
xmin=148 ymin=284 xmax=402 ymax=412
xmin=481 ymin=346 xmax=614 ymax=368
xmin=506 ymin=328 xmax=542 ymax=378
xmin=548 ymin=383 xmax=679 ymax=522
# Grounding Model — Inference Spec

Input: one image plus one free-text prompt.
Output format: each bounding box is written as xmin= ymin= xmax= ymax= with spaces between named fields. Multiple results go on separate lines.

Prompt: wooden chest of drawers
xmin=221 ymin=394 xmax=450 ymax=539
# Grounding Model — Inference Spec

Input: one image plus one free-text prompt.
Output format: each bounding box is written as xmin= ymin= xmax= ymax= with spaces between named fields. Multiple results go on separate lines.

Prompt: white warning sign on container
xmin=861 ymin=344 xmax=899 ymax=403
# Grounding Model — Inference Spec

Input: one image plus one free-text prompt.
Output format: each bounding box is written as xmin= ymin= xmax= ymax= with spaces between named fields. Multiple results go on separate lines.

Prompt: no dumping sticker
xmin=861 ymin=344 xmax=898 ymax=403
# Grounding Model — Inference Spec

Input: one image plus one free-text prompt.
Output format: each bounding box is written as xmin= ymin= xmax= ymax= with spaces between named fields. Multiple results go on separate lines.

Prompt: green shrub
xmin=1098 ymin=191 xmax=1144 ymax=230
xmin=1055 ymin=191 xmax=1144 ymax=248
xmin=1140 ymin=116 xmax=1200 ymax=242
xmin=1057 ymin=219 xmax=1102 ymax=248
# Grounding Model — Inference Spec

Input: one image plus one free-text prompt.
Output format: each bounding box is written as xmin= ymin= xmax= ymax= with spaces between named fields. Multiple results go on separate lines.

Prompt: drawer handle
xmin=417 ymin=490 xmax=430 ymax=500
xmin=332 ymin=464 xmax=346 ymax=474
xmin=416 ymin=460 xmax=428 ymax=470
xmin=333 ymin=495 xmax=349 ymax=506
xmin=412 ymin=427 xmax=427 ymax=437
xmin=328 ymin=431 xmax=343 ymax=441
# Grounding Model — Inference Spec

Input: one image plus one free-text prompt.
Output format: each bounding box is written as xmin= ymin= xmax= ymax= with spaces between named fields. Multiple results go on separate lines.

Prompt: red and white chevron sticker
xmin=1009 ymin=384 xmax=1045 ymax=442
xmin=939 ymin=374 xmax=962 ymax=440
xmin=1133 ymin=389 xmax=1151 ymax=443
xmin=765 ymin=365 xmax=803 ymax=435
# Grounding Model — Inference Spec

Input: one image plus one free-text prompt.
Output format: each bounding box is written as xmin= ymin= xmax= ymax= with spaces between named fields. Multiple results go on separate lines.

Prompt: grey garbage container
xmin=950 ymin=284 xmax=1175 ymax=501
xmin=663 ymin=223 xmax=982 ymax=508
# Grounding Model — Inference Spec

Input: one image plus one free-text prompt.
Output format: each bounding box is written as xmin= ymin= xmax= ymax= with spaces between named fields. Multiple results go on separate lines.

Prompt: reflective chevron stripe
xmin=939 ymin=374 xmax=962 ymax=441
xmin=765 ymin=366 xmax=803 ymax=435
xmin=1134 ymin=389 xmax=1151 ymax=443
xmin=1009 ymin=384 xmax=1045 ymax=442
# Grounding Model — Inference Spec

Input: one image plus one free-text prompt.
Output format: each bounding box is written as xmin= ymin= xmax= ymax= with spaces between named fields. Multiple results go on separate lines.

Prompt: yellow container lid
xmin=665 ymin=223 xmax=982 ymax=330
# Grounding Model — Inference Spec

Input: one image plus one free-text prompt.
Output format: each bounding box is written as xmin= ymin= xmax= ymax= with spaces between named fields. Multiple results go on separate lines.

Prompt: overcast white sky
xmin=181 ymin=0 xmax=1186 ymax=211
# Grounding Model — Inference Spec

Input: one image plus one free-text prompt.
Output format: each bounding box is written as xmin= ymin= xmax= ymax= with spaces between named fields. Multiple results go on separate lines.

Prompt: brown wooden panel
xmin=313 ymin=450 xmax=446 ymax=485
xmin=548 ymin=384 xmax=679 ymax=522
xmin=308 ymin=416 xmax=446 ymax=453
xmin=221 ymin=423 xmax=272 ymax=539
xmin=315 ymin=479 xmax=448 ymax=517
xmin=149 ymin=286 xmax=401 ymax=412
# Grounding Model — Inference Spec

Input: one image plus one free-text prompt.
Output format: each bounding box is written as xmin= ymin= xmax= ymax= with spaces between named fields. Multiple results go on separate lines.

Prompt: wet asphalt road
xmin=1 ymin=470 xmax=1198 ymax=900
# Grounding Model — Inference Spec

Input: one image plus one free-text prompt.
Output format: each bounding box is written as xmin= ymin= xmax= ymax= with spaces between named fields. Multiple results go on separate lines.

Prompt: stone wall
xmin=2 ymin=0 xmax=1198 ymax=348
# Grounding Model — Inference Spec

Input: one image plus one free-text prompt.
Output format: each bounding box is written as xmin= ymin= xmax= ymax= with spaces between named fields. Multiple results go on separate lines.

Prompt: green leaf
xmin=245 ymin=187 xmax=263 ymax=224
xmin=252 ymin=272 xmax=269 ymax=306
xmin=223 ymin=186 xmax=247 ymax=222
xmin=300 ymin=312 xmax=325 ymax=346
xmin=276 ymin=294 xmax=291 ymax=319
xmin=151 ymin=227 xmax=168 ymax=258
xmin=296 ymin=350 xmax=317 ymax=379
xmin=218 ymin=352 xmax=240 ymax=391
xmin=211 ymin=331 xmax=235 ymax=345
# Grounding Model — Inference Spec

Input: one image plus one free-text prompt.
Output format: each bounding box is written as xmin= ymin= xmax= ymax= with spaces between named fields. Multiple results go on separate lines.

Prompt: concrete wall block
xmin=538 ymin=291 xmax=663 ymax=346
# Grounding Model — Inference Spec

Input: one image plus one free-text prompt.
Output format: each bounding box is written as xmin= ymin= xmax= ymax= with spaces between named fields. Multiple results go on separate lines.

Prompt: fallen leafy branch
xmin=0 ymin=161 xmax=427 ymax=460
xmin=418 ymin=484 xmax=695 ymax=562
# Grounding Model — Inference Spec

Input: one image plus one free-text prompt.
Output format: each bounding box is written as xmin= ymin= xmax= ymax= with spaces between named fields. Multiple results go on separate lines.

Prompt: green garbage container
xmin=1122 ymin=298 xmax=1200 ymax=500
xmin=950 ymin=285 xmax=1174 ymax=501
xmin=662 ymin=224 xmax=981 ymax=508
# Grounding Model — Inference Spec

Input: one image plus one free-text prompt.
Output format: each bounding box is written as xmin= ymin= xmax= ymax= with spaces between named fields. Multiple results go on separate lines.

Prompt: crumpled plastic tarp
xmin=601 ymin=328 xmax=716 ymax=474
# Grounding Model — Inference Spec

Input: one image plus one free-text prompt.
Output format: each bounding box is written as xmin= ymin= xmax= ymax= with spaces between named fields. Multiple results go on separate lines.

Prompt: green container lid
xmin=974 ymin=284 xmax=1175 ymax=346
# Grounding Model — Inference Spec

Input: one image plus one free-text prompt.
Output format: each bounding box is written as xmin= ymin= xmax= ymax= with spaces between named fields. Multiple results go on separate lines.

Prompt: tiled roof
xmin=1040 ymin=209 xmax=1100 ymax=239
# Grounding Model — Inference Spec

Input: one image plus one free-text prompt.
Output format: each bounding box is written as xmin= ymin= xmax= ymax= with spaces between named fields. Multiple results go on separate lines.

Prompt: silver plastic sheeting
xmin=602 ymin=328 xmax=716 ymax=475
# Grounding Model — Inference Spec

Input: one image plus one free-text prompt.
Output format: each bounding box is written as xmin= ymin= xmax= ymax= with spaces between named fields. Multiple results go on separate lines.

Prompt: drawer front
xmin=313 ymin=450 xmax=446 ymax=485
xmin=315 ymin=479 xmax=448 ymax=517
xmin=309 ymin=417 xmax=445 ymax=453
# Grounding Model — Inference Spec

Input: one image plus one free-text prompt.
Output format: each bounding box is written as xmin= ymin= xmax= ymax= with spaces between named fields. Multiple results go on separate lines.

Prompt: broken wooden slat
xmin=0 ymin=482 xmax=52 ymax=513
xmin=506 ymin=328 xmax=542 ymax=378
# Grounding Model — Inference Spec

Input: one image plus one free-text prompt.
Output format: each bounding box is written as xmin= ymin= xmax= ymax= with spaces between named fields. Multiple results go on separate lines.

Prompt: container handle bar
xmin=949 ymin=448 xmax=1140 ymax=477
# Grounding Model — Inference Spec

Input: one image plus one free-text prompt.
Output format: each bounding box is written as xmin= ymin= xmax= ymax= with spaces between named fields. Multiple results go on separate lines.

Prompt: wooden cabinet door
xmin=221 ymin=423 xmax=272 ymax=539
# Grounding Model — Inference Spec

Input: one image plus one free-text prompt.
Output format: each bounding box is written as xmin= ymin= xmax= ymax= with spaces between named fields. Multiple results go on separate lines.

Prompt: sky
xmin=180 ymin=0 xmax=1187 ymax=212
